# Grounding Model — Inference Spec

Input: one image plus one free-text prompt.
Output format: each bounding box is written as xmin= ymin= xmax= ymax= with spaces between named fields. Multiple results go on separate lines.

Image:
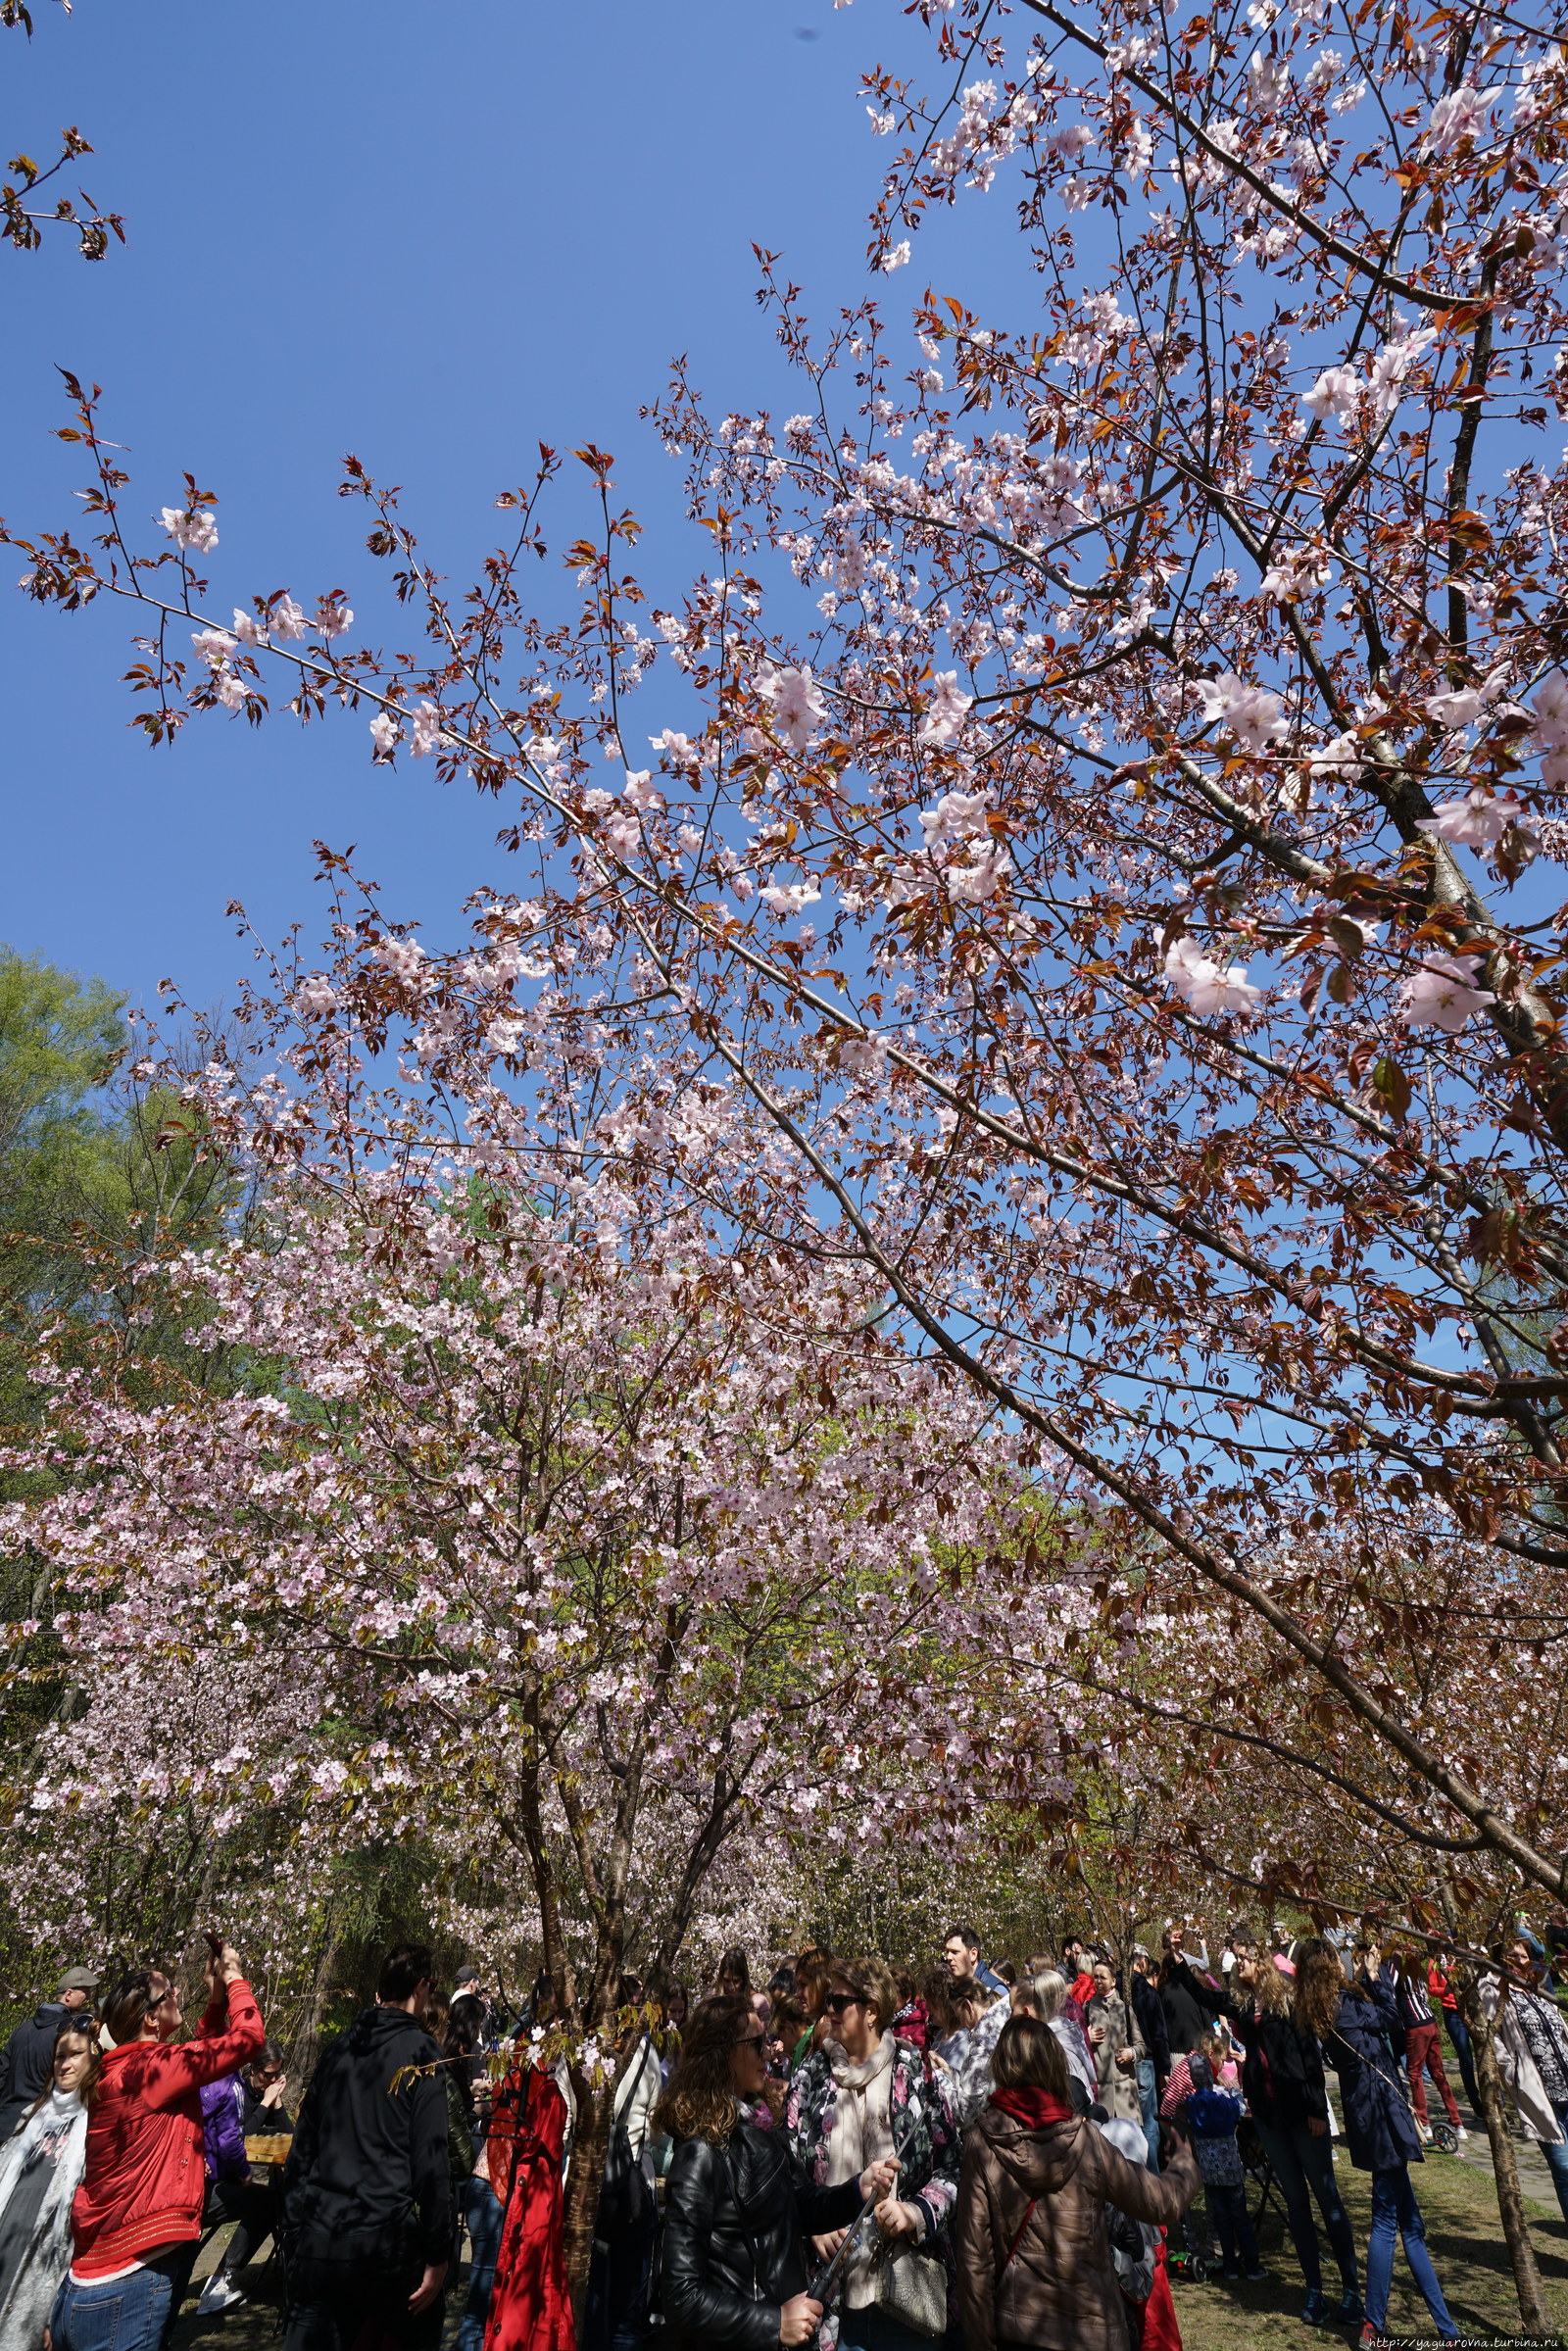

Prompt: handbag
xmin=597 ymin=2034 xmax=654 ymax=2246
xmin=874 ymin=2237 xmax=948 ymax=2337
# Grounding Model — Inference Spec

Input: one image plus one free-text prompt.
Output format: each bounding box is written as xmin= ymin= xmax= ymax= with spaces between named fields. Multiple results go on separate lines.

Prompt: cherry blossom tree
xmin=11 ymin=0 xmax=1568 ymax=2033
xmin=0 ymin=887 xmax=1028 ymax=2302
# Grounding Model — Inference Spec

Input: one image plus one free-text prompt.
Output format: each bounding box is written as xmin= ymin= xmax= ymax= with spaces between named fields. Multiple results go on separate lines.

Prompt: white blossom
xmin=160 ymin=506 xmax=219 ymax=554
xmin=410 ymin=702 xmax=445 ymax=758
xmin=1416 ymin=788 xmax=1535 ymax=853
xmin=1423 ymin=84 xmax=1487 ymax=152
xmin=920 ymin=671 xmax=973 ymax=746
xmin=1425 ymin=687 xmax=1485 ymax=730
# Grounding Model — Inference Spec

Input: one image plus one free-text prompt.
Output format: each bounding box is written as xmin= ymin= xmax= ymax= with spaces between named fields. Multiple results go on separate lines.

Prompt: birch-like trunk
xmin=1461 ymin=1977 xmax=1551 ymax=2337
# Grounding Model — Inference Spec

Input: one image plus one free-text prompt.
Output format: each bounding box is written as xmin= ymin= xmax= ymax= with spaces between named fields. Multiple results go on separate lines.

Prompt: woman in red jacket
xmin=47 ymin=1937 xmax=265 ymax=2351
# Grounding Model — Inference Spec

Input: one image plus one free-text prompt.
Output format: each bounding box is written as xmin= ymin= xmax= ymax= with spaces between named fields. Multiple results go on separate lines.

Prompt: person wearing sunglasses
xmin=657 ymin=1996 xmax=898 ymax=2348
xmin=785 ymin=1961 xmax=961 ymax=2351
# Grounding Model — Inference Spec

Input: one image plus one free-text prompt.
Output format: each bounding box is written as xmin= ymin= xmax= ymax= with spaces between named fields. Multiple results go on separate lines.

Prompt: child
xmin=1184 ymin=2034 xmax=1267 ymax=2283
xmin=1158 ymin=2050 xmax=1213 ymax=2276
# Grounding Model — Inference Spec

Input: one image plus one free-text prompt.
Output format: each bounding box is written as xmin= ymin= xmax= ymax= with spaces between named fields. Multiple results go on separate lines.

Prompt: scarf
xmin=0 ymin=2085 xmax=86 ymax=2334
xmin=11 ymin=2086 xmax=84 ymax=2165
xmin=892 ymin=1998 xmax=929 ymax=2052
xmin=990 ymin=2086 xmax=1073 ymax=2130
xmin=825 ymin=2033 xmax=898 ymax=2308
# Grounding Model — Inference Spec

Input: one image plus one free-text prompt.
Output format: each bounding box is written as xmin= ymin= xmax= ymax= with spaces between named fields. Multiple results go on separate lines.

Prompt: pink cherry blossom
xmin=1399 ymin=952 xmax=1496 ymax=1031
xmin=1163 ymin=933 xmax=1262 ymax=1017
xmin=758 ymin=663 xmax=826 ymax=751
xmin=920 ymin=671 xmax=973 ymax=746
xmin=1191 ymin=670 xmax=1286 ymax=752
xmin=1415 ymin=788 xmax=1525 ymax=848
xmin=1424 ymin=687 xmax=1486 ymax=729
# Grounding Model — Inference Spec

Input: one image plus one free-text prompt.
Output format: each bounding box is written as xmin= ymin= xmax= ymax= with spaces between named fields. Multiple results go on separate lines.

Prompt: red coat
xmin=1142 ymin=2232 xmax=1183 ymax=2351
xmin=72 ymin=1977 xmax=266 ymax=2276
xmin=483 ymin=2065 xmax=573 ymax=2351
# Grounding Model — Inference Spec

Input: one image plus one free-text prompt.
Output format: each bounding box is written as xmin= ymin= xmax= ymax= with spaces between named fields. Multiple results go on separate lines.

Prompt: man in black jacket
xmin=0 ymin=1964 xmax=100 ymax=2138
xmin=281 ymin=1944 xmax=453 ymax=2351
xmin=1158 ymin=1928 xmax=1226 ymax=2057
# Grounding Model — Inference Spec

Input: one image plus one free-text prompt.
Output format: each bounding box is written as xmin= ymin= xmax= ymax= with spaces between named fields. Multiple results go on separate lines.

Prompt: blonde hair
xmin=1247 ymin=1957 xmax=1293 ymax=2017
xmin=1015 ymin=1969 xmax=1068 ymax=2024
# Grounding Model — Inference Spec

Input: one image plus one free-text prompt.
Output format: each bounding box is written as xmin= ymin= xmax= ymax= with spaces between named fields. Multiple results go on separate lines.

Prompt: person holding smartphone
xmin=49 ymin=1934 xmax=265 ymax=2351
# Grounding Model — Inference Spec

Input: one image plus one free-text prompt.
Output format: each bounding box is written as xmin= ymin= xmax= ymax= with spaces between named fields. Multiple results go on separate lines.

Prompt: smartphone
xmin=205 ymin=1930 xmax=223 ymax=1958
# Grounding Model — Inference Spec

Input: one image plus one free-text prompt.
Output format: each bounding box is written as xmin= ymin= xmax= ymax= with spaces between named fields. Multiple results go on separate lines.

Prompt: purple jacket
xmin=201 ymin=2072 xmax=248 ymax=2181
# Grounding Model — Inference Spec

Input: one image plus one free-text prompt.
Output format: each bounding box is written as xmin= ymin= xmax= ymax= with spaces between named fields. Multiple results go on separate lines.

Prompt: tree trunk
xmin=562 ymin=2071 xmax=612 ymax=2335
xmin=1461 ymin=1977 xmax=1552 ymax=2336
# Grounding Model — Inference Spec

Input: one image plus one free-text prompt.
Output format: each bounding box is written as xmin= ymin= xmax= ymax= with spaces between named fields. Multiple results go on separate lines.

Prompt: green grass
xmin=1175 ymin=2145 xmax=1568 ymax=2347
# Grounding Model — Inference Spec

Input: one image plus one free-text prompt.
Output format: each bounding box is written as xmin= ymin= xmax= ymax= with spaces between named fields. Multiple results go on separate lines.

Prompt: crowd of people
xmin=0 ymin=1914 xmax=1564 ymax=2351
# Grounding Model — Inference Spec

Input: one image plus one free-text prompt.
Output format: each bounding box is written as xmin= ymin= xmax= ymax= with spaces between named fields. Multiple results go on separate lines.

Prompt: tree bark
xmin=562 ymin=2073 xmax=613 ymax=2337
xmin=1461 ymin=1977 xmax=1552 ymax=2336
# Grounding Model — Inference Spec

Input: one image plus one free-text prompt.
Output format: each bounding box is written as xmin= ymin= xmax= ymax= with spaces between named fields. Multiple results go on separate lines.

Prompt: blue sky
xmin=0 ymin=0 xmax=1039 ymax=1018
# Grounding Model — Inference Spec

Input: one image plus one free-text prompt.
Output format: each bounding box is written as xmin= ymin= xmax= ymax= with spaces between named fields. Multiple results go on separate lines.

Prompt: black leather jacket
xmin=662 ymin=2117 xmax=863 ymax=2350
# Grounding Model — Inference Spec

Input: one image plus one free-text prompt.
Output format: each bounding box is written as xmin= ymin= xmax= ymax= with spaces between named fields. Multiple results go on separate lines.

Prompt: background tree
xmin=0 ymin=893 xmax=1028 ymax=2308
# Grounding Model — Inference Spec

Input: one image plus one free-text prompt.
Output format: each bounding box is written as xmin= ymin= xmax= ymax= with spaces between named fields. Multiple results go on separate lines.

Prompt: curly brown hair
xmin=652 ymin=1994 xmax=753 ymax=2146
xmin=1242 ymin=1952 xmax=1294 ymax=2017
xmin=1293 ymin=1937 xmax=1359 ymax=2041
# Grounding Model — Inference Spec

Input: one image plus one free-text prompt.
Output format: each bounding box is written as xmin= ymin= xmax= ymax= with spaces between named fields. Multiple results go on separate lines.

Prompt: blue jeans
xmin=458 ymin=2177 xmax=506 ymax=2351
xmin=49 ymin=2267 xmax=173 ymax=2351
xmin=1366 ymin=2166 xmax=1458 ymax=2339
xmin=1540 ymin=2128 xmax=1568 ymax=2228
xmin=1252 ymin=2116 xmax=1357 ymax=2297
xmin=1136 ymin=2057 xmax=1160 ymax=2169
xmin=1443 ymin=2009 xmax=1482 ymax=2116
xmin=1206 ymin=2179 xmax=1260 ymax=2273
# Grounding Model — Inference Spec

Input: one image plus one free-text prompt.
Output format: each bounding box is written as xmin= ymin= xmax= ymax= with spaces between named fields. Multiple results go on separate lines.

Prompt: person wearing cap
xmin=0 ymin=1968 xmax=101 ymax=2142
